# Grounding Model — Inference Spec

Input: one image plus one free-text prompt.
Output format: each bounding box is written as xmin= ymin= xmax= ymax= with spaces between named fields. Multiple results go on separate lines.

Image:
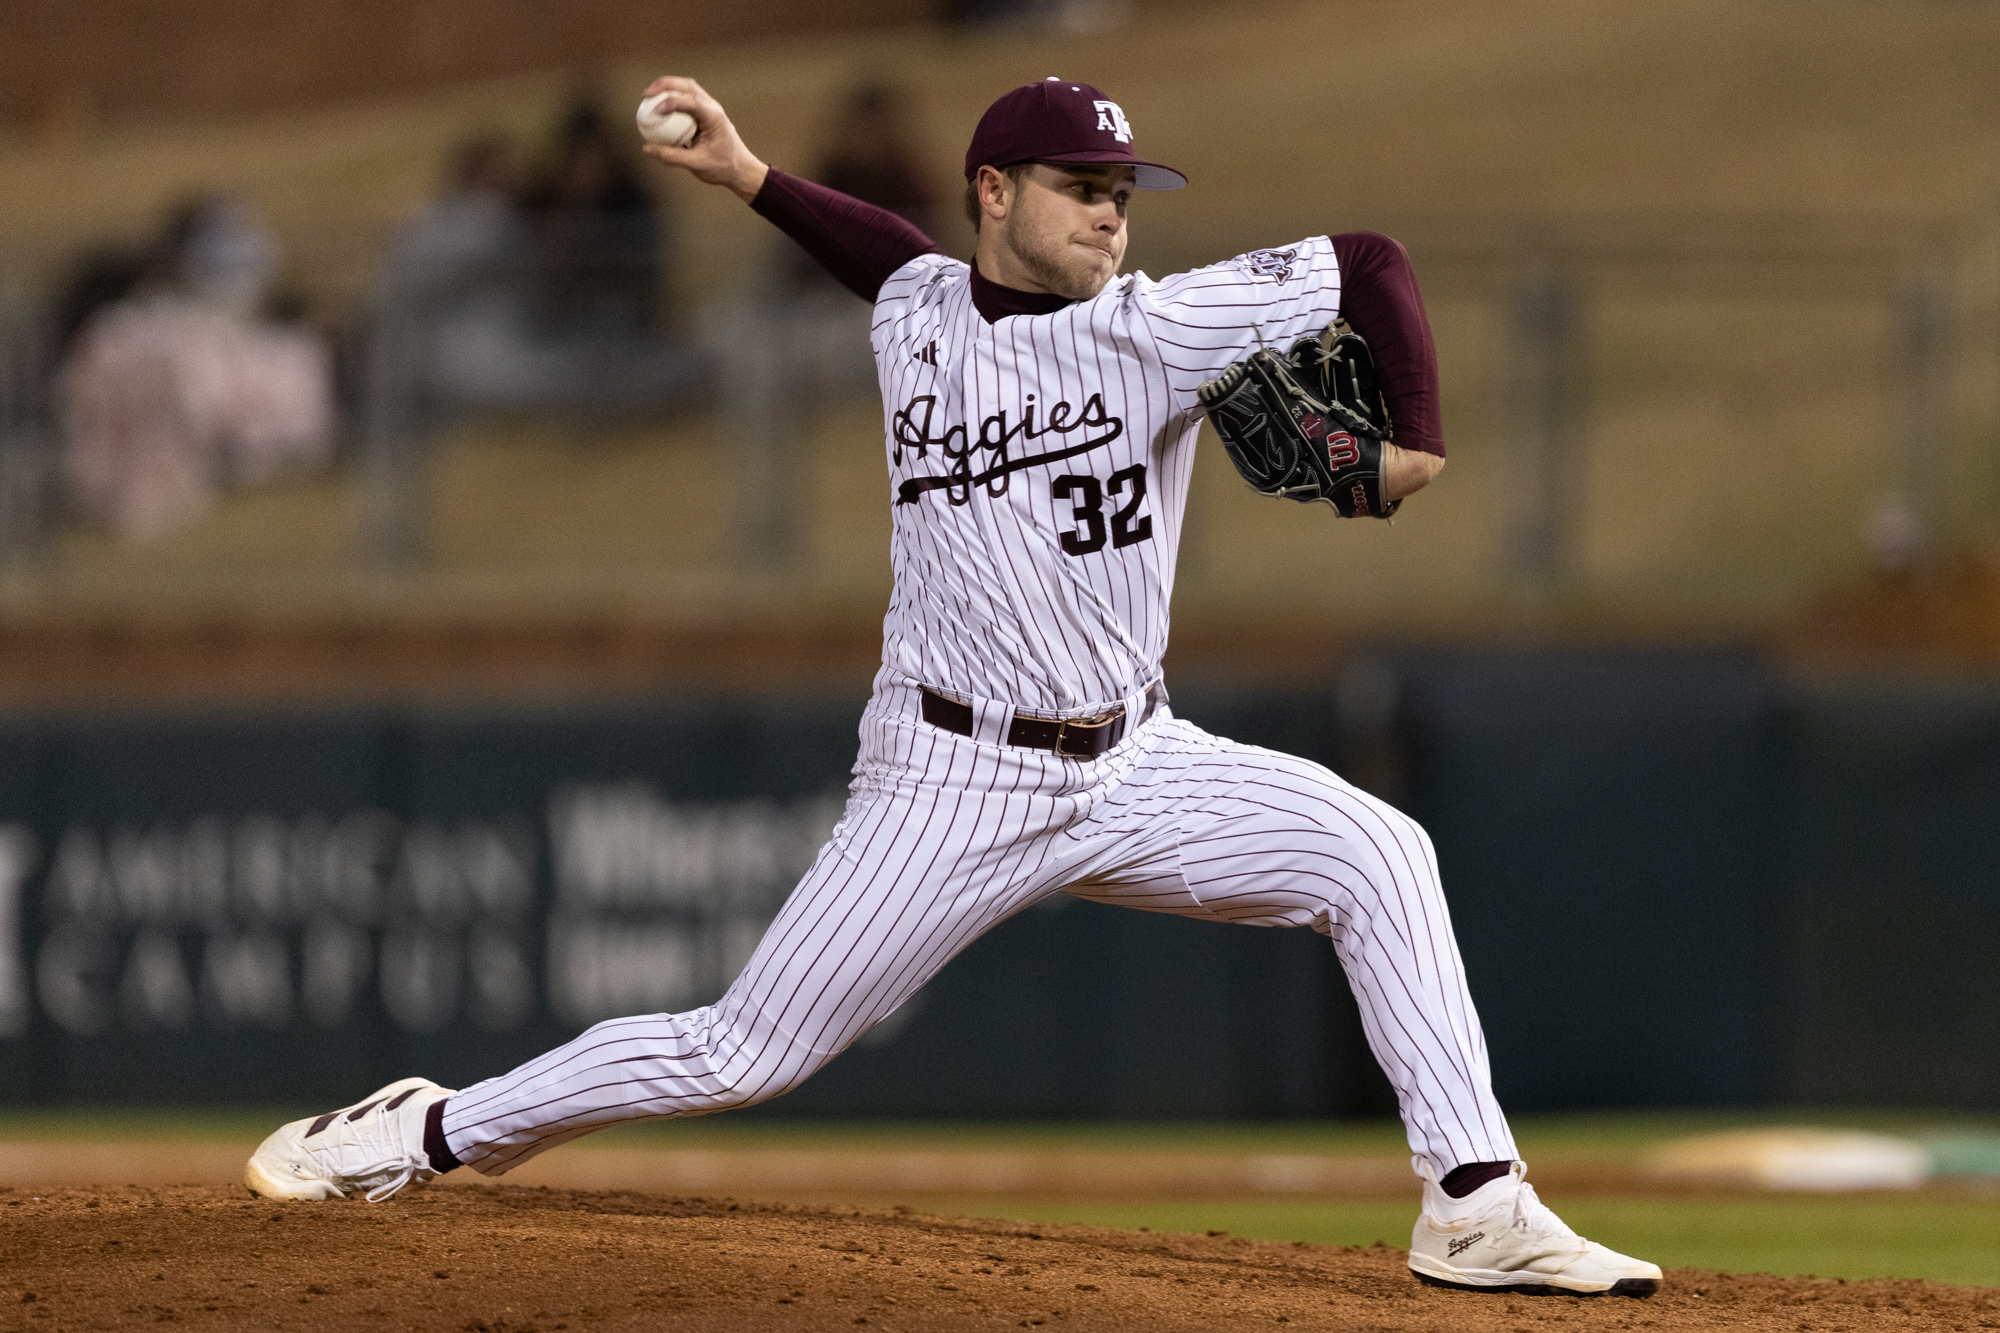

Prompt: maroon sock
xmin=1439 ymin=1160 xmax=1513 ymax=1198
xmin=424 ymin=1099 xmax=462 ymax=1175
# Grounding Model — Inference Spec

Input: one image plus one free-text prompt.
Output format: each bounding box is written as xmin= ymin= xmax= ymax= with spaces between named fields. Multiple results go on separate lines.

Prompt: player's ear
xmin=977 ymin=165 xmax=1012 ymax=225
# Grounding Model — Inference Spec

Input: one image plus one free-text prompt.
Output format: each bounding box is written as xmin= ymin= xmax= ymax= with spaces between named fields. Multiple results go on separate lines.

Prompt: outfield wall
xmin=0 ymin=652 xmax=1993 ymax=1116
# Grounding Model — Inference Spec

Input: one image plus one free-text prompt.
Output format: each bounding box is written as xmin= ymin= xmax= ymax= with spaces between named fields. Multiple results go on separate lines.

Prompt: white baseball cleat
xmin=245 ymin=1076 xmax=456 ymax=1203
xmin=1407 ymin=1160 xmax=1661 ymax=1297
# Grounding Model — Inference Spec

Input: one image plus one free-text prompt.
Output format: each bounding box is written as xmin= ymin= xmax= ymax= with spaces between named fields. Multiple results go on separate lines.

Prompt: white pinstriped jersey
xmin=436 ymin=242 xmax=1522 ymax=1185
xmin=430 ymin=226 xmax=1522 ymax=1187
xmin=870 ymin=235 xmax=1345 ymax=713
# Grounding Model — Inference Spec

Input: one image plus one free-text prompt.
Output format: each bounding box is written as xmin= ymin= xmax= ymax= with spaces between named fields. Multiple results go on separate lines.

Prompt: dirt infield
xmin=3 ymin=1185 xmax=1996 ymax=1332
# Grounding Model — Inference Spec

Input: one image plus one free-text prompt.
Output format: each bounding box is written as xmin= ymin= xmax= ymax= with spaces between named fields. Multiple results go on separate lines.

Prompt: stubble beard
xmin=1005 ymin=213 xmax=1117 ymax=301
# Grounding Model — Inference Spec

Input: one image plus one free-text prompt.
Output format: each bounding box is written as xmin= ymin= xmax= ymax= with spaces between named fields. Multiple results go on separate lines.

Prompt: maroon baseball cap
xmin=964 ymin=79 xmax=1186 ymax=190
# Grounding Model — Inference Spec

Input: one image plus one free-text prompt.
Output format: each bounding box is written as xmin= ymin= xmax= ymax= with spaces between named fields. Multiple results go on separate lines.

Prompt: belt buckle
xmin=1054 ymin=706 xmax=1123 ymax=758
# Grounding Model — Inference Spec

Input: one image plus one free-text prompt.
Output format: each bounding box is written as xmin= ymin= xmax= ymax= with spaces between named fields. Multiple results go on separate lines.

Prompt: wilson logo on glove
xmin=1195 ymin=319 xmax=1399 ymax=520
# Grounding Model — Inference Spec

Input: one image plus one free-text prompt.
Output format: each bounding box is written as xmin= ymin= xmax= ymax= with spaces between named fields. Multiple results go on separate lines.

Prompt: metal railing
xmin=0 ymin=262 xmax=58 ymax=566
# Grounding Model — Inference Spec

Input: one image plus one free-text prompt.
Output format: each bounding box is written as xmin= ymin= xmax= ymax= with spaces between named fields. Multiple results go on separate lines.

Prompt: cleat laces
xmin=302 ymin=1102 xmax=435 ymax=1201
xmin=360 ymin=1158 xmax=432 ymax=1204
xmin=1506 ymin=1181 xmax=1593 ymax=1268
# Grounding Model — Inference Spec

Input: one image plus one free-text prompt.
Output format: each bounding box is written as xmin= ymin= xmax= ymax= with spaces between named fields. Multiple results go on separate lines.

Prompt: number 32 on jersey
xmin=1052 ymin=464 xmax=1152 ymax=557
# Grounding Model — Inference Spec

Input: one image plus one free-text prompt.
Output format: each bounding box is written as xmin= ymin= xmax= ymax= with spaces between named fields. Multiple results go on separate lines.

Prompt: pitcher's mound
xmin=1 ymin=1184 xmax=1987 ymax=1330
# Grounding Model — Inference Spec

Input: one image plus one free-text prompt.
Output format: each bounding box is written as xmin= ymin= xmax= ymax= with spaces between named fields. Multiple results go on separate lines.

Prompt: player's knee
xmin=1279 ymin=813 xmax=1438 ymax=912
xmin=1337 ymin=782 xmax=1435 ymax=858
xmin=699 ymin=1012 xmax=845 ymax=1111
xmin=1372 ymin=798 xmax=1431 ymax=851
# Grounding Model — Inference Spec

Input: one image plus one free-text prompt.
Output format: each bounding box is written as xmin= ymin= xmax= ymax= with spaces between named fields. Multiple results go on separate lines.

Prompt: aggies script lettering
xmin=892 ymin=391 xmax=1123 ymax=506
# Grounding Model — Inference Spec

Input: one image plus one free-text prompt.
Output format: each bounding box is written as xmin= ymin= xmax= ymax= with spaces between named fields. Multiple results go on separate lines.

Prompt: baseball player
xmin=247 ymin=77 xmax=1661 ymax=1299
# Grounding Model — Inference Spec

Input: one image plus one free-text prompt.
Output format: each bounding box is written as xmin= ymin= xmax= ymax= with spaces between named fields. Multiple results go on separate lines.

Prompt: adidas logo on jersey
xmin=913 ymin=340 xmax=939 ymax=366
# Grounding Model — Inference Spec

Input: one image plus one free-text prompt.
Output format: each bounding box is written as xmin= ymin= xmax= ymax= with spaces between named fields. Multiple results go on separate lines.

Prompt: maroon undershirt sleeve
xmin=749 ymin=166 xmax=940 ymax=303
xmin=1331 ymin=231 xmax=1444 ymax=458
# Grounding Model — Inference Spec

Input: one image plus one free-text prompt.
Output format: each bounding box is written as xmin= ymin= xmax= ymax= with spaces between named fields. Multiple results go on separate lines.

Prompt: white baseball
xmin=636 ymin=94 xmax=697 ymax=149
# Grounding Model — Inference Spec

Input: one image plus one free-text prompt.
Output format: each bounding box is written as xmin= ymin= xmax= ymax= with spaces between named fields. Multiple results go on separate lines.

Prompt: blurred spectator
xmin=721 ymin=81 xmax=940 ymax=566
xmin=778 ymin=83 xmax=937 ymax=292
xmin=519 ymin=98 xmax=662 ymax=340
xmin=57 ymin=196 xmax=335 ymax=542
xmin=372 ymin=105 xmax=700 ymax=416
xmin=49 ymin=245 xmax=146 ymax=363
xmin=821 ymin=83 xmax=938 ymax=232
xmin=377 ymin=136 xmax=527 ymax=311
xmin=372 ymin=134 xmax=531 ymax=412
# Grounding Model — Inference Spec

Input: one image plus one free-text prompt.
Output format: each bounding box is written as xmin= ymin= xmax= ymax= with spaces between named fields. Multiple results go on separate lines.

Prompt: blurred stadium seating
xmin=0 ymin=0 xmax=1994 ymax=702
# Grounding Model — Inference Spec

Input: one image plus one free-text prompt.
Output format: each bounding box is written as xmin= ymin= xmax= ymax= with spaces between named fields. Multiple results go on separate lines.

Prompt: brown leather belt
xmin=919 ymin=681 xmax=1169 ymax=760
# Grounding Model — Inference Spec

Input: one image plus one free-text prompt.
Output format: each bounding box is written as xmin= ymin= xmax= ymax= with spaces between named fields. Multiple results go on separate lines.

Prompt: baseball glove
xmin=1196 ymin=319 xmax=1399 ymax=519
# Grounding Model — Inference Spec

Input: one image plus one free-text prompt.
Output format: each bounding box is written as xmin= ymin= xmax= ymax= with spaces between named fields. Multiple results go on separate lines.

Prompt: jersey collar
xmin=969 ymin=261 xmax=1076 ymax=324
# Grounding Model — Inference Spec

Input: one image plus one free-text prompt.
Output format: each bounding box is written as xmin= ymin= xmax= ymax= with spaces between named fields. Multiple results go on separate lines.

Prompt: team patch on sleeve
xmin=1238 ymin=247 xmax=1301 ymax=282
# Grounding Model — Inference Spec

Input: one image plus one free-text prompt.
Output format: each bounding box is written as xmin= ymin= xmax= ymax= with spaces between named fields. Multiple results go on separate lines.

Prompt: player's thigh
xmin=718 ymin=779 xmax=1081 ymax=1056
xmin=1073 ymin=723 xmax=1438 ymax=933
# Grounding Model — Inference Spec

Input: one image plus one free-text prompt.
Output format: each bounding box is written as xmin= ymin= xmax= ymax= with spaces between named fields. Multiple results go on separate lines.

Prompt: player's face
xmin=1001 ymin=164 xmax=1134 ymax=300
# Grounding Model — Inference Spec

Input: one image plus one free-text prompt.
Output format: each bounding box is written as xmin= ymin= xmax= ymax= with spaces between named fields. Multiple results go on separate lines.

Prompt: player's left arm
xmin=1333 ymin=232 xmax=1445 ymax=502
xmin=1383 ymin=442 xmax=1444 ymax=502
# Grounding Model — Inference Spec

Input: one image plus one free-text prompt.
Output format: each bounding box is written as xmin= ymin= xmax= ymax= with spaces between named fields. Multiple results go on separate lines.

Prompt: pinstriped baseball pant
xmin=441 ymin=681 xmax=1518 ymax=1178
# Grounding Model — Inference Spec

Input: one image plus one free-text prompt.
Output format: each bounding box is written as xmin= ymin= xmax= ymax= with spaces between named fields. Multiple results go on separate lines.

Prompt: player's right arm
xmin=638 ymin=76 xmax=769 ymax=201
xmin=639 ymin=75 xmax=939 ymax=303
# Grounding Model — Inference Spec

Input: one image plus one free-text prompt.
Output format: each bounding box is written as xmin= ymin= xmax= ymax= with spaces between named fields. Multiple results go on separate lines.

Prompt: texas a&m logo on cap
xmin=1093 ymin=100 xmax=1133 ymax=144
xmin=962 ymin=80 xmax=1187 ymax=190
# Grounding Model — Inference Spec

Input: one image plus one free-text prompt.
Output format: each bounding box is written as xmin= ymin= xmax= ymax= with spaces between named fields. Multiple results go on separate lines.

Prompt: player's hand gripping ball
xmin=636 ymin=93 xmax=697 ymax=148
